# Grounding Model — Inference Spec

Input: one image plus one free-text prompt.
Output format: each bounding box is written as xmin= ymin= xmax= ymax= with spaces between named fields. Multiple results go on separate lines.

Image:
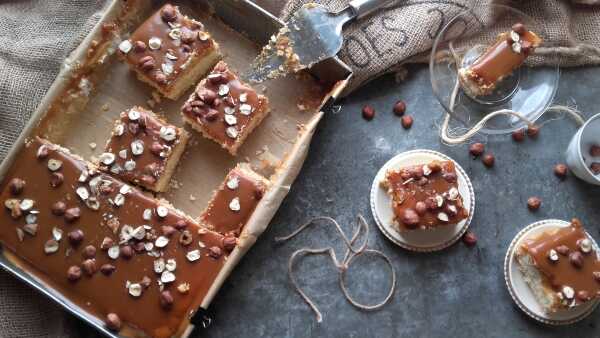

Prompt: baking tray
xmin=0 ymin=0 xmax=351 ymax=337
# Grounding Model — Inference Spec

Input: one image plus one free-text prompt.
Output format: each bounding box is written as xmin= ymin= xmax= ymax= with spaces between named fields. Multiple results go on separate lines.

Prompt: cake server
xmin=246 ymin=0 xmax=396 ymax=82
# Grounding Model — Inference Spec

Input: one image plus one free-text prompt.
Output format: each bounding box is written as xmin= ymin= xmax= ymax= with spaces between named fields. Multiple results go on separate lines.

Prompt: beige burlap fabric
xmin=0 ymin=2 xmax=109 ymax=337
xmin=281 ymin=0 xmax=600 ymax=92
xmin=0 ymin=0 xmax=599 ymax=336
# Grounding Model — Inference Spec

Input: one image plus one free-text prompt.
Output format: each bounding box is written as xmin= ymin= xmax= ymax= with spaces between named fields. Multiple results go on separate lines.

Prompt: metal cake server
xmin=247 ymin=0 xmax=396 ymax=82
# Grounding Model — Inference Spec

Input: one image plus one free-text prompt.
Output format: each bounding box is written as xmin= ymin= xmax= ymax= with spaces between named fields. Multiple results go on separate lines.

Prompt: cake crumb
xmin=189 ymin=195 xmax=196 ymax=201
xmin=89 ymin=142 xmax=97 ymax=150
xmin=101 ymin=103 xmax=110 ymax=111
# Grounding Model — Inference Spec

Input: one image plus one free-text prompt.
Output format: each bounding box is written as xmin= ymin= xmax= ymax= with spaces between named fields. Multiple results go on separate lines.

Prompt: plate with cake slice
xmin=370 ymin=149 xmax=475 ymax=252
xmin=505 ymin=218 xmax=600 ymax=325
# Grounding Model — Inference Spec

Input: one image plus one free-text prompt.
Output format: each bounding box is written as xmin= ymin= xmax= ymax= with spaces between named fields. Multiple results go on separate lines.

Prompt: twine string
xmin=440 ymin=42 xmax=585 ymax=145
xmin=274 ymin=215 xmax=396 ymax=323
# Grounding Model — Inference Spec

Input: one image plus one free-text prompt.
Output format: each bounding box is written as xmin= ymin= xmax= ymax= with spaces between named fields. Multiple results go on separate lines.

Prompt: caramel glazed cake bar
xmin=0 ymin=137 xmax=268 ymax=338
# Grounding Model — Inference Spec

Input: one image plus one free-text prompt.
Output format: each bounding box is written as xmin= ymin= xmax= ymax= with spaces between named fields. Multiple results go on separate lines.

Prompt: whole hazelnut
xmin=67 ymin=265 xmax=82 ymax=282
xmin=49 ymin=172 xmax=64 ymax=188
xmin=64 ymin=207 xmax=81 ymax=222
xmin=590 ymin=144 xmax=600 ymax=157
xmin=8 ymin=178 xmax=25 ymax=195
xmin=161 ymin=225 xmax=176 ymax=237
xmin=512 ymin=128 xmax=526 ymax=142
xmin=400 ymin=208 xmax=420 ymax=229
xmin=401 ymin=115 xmax=413 ymax=129
xmin=555 ymin=245 xmax=570 ymax=256
xmin=160 ymin=290 xmax=174 ymax=310
xmin=577 ymin=290 xmax=591 ymax=302
xmin=51 ymin=201 xmax=67 ymax=216
xmin=442 ymin=172 xmax=457 ymax=183
xmin=120 ymin=245 xmax=134 ymax=259
xmin=362 ymin=105 xmax=375 ymax=120
xmin=150 ymin=142 xmax=164 ymax=156
xmin=105 ymin=313 xmax=122 ymax=331
xmin=462 ymin=231 xmax=477 ymax=247
xmin=591 ymin=163 xmax=600 ymax=175
xmin=393 ymin=100 xmax=406 ymax=116
xmin=428 ymin=161 xmax=442 ymax=173
xmin=160 ymin=4 xmax=177 ymax=22
xmin=482 ymin=154 xmax=495 ymax=168
xmin=138 ymin=55 xmax=155 ymax=71
xmin=469 ymin=143 xmax=485 ymax=157
xmin=174 ymin=219 xmax=188 ymax=230
xmin=223 ymin=236 xmax=237 ymax=251
xmin=100 ymin=264 xmax=116 ymax=276
xmin=569 ymin=251 xmax=584 ymax=269
xmin=82 ymin=245 xmax=96 ymax=259
xmin=415 ymin=201 xmax=427 ymax=216
xmin=134 ymin=40 xmax=146 ymax=53
xmin=554 ymin=164 xmax=568 ymax=179
xmin=593 ymin=271 xmax=600 ymax=283
xmin=155 ymin=72 xmax=167 ymax=85
xmin=527 ymin=197 xmax=541 ymax=211
xmin=526 ymin=125 xmax=540 ymax=138
xmin=82 ymin=259 xmax=97 ymax=276
xmin=208 ymin=246 xmax=223 ymax=259
xmin=67 ymin=229 xmax=84 ymax=246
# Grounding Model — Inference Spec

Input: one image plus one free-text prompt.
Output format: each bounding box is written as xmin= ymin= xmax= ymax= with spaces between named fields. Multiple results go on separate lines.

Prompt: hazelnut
xmin=428 ymin=161 xmax=442 ymax=173
xmin=161 ymin=225 xmax=176 ymax=237
xmin=362 ymin=105 xmax=375 ymax=120
xmin=593 ymin=271 xmax=600 ymax=283
xmin=482 ymin=154 xmax=495 ymax=167
xmin=409 ymin=166 xmax=424 ymax=179
xmin=155 ymin=72 xmax=167 ymax=85
xmin=133 ymin=40 xmax=146 ymax=53
xmin=512 ymin=128 xmax=525 ymax=142
xmin=462 ymin=231 xmax=477 ymax=247
xmin=128 ymin=122 xmax=140 ymax=135
xmin=133 ymin=242 xmax=145 ymax=253
xmin=51 ymin=201 xmax=66 ymax=216
xmin=150 ymin=142 xmax=164 ymax=156
xmin=469 ymin=143 xmax=485 ymax=157
xmin=67 ymin=229 xmax=84 ymax=246
xmin=569 ymin=251 xmax=584 ymax=269
xmin=511 ymin=23 xmax=526 ymax=35
xmin=8 ymin=178 xmax=25 ymax=195
xmin=442 ymin=172 xmax=457 ymax=183
xmin=526 ymin=125 xmax=540 ymax=138
xmin=82 ymin=245 xmax=96 ymax=258
xmin=400 ymin=208 xmax=420 ymax=229
xmin=577 ymin=290 xmax=591 ymax=302
xmin=160 ymin=290 xmax=174 ymax=310
xmin=140 ymin=175 xmax=156 ymax=186
xmin=67 ymin=265 xmax=82 ymax=282
xmin=49 ymin=172 xmax=64 ymax=188
xmin=223 ymin=236 xmax=237 ymax=251
xmin=160 ymin=4 xmax=177 ymax=22
xmin=181 ymin=30 xmax=196 ymax=44
xmin=36 ymin=145 xmax=49 ymax=159
xmin=527 ymin=197 xmax=541 ymax=211
xmin=197 ymin=88 xmax=217 ymax=104
xmin=555 ymin=245 xmax=570 ymax=256
xmin=590 ymin=144 xmax=600 ymax=157
xmin=100 ymin=237 xmax=114 ymax=250
xmin=401 ymin=115 xmax=413 ymax=129
xmin=204 ymin=109 xmax=219 ymax=122
xmin=208 ymin=73 xmax=227 ymax=85
xmin=393 ymin=100 xmax=406 ymax=116
xmin=120 ymin=245 xmax=134 ymax=259
xmin=208 ymin=246 xmax=223 ymax=259
xmin=174 ymin=219 xmax=187 ymax=230
xmin=105 ymin=313 xmax=122 ymax=331
xmin=415 ymin=201 xmax=427 ymax=216
xmin=64 ymin=207 xmax=81 ymax=222
xmin=424 ymin=197 xmax=439 ymax=211
xmin=100 ymin=264 xmax=116 ymax=276
xmin=554 ymin=164 xmax=568 ymax=179
xmin=591 ymin=162 xmax=600 ymax=175
xmin=82 ymin=259 xmax=97 ymax=276
xmin=138 ymin=55 xmax=155 ymax=71
xmin=141 ymin=276 xmax=152 ymax=289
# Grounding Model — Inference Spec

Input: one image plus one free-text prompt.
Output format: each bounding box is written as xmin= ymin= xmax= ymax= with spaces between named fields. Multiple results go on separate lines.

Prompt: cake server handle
xmin=348 ymin=0 xmax=397 ymax=20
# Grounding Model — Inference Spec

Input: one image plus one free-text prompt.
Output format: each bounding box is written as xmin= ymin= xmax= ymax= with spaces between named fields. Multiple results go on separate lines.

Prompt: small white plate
xmin=504 ymin=219 xmax=600 ymax=325
xmin=370 ymin=149 xmax=475 ymax=252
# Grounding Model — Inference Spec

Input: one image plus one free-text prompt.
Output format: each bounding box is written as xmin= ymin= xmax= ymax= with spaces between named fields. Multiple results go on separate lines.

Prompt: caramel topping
xmin=182 ymin=61 xmax=267 ymax=147
xmin=468 ymin=28 xmax=542 ymax=87
xmin=200 ymin=166 xmax=266 ymax=237
xmin=521 ymin=219 xmax=600 ymax=306
xmin=382 ymin=161 xmax=468 ymax=231
xmin=0 ymin=138 xmax=230 ymax=338
xmin=101 ymin=106 xmax=185 ymax=190
xmin=121 ymin=4 xmax=215 ymax=88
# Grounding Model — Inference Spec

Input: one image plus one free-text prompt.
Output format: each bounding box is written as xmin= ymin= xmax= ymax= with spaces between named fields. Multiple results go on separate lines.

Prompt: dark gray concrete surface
xmin=72 ymin=64 xmax=600 ymax=338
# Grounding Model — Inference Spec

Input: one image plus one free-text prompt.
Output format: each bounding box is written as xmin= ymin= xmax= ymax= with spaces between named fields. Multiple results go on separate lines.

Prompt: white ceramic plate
xmin=370 ymin=149 xmax=475 ymax=252
xmin=504 ymin=219 xmax=600 ymax=325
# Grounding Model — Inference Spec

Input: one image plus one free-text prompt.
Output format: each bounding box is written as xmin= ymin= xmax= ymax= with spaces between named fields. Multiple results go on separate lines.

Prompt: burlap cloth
xmin=0 ymin=0 xmax=599 ymax=336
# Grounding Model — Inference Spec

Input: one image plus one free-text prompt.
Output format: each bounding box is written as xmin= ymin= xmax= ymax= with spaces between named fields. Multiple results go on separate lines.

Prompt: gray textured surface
xmin=75 ymin=65 xmax=600 ymax=337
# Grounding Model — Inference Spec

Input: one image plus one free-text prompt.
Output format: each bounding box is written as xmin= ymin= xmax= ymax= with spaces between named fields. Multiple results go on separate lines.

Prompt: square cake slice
xmin=99 ymin=106 xmax=189 ymax=192
xmin=380 ymin=160 xmax=468 ymax=231
xmin=181 ymin=61 xmax=270 ymax=155
xmin=514 ymin=219 xmax=600 ymax=312
xmin=117 ymin=3 xmax=221 ymax=100
xmin=200 ymin=164 xmax=269 ymax=237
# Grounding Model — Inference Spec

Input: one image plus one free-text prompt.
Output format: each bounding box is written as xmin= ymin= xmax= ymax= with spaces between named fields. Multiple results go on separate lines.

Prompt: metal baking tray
xmin=0 ymin=0 xmax=351 ymax=337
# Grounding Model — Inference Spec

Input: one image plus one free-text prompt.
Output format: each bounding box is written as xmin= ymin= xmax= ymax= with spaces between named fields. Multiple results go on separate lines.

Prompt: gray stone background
xmin=58 ymin=1 xmax=600 ymax=337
